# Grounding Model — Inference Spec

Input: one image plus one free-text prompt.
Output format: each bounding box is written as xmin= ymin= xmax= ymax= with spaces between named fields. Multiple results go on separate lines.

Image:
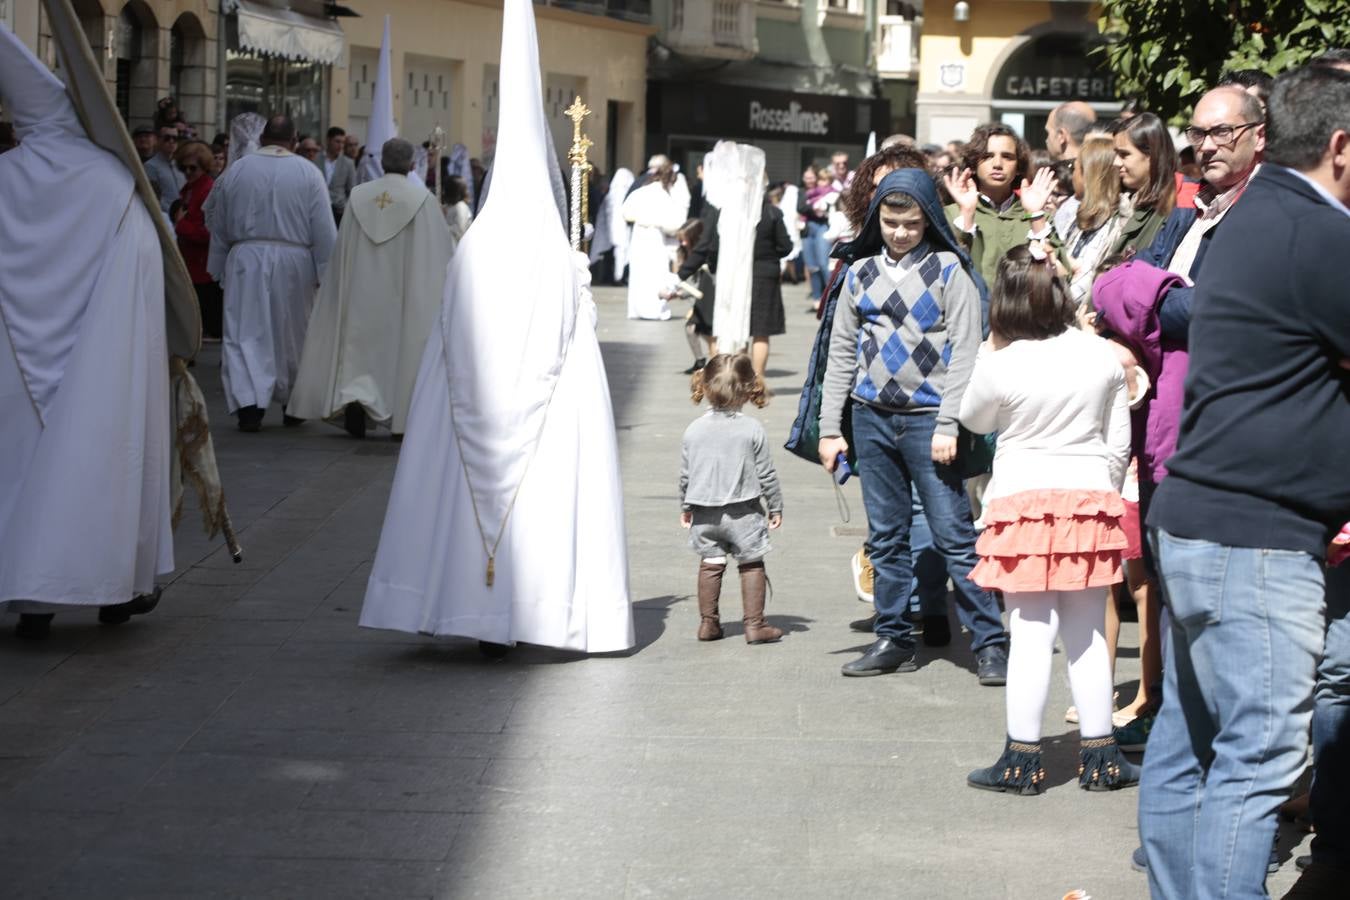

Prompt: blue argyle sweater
xmin=818 ymin=243 xmax=983 ymax=438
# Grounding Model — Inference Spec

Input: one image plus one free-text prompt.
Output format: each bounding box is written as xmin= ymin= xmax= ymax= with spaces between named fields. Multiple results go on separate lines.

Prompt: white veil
xmin=228 ymin=112 xmax=265 ymax=165
xmin=708 ymin=141 xmax=766 ymax=353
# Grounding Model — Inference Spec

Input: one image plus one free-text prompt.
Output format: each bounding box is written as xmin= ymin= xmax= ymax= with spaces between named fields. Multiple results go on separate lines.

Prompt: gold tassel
xmin=486 ymin=556 xmax=495 ymax=587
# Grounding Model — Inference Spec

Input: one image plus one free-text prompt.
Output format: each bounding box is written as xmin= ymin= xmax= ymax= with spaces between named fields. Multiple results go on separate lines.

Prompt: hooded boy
xmin=816 ymin=169 xmax=1008 ymax=679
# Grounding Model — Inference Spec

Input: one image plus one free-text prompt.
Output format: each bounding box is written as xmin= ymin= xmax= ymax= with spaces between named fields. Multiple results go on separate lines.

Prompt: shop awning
xmin=226 ymin=0 xmax=346 ymax=65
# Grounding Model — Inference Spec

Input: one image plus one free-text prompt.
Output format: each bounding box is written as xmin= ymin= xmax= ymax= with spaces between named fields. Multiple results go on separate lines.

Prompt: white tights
xmin=1004 ymin=588 xmax=1114 ymax=742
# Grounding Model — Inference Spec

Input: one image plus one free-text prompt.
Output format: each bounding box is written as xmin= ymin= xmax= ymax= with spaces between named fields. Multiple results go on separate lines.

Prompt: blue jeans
xmin=908 ymin=501 xmax=950 ymax=617
xmin=802 ymin=220 xmax=829 ymax=300
xmin=1311 ymin=562 xmax=1350 ymax=867
xmin=851 ymin=404 xmax=1005 ymax=653
xmin=1140 ymin=529 xmax=1326 ymax=900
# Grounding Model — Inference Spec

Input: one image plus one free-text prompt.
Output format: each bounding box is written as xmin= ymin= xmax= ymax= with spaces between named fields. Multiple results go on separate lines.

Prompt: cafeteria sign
xmin=993 ymin=32 xmax=1118 ymax=103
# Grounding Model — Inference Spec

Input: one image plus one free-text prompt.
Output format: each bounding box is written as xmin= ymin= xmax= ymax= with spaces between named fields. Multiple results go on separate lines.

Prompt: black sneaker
xmin=683 ymin=358 xmax=707 ymax=375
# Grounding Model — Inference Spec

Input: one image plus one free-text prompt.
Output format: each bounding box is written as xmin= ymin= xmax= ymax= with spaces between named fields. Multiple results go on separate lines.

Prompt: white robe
xmin=360 ymin=257 xmax=633 ymax=651
xmin=589 ymin=167 xmax=633 ymax=279
xmin=289 ymin=173 xmax=453 ymax=434
xmin=0 ymin=27 xmax=172 ymax=610
xmin=360 ymin=0 xmax=632 ymax=653
xmin=621 ymin=180 xmax=687 ymax=320
xmin=205 ymin=146 xmax=337 ymax=413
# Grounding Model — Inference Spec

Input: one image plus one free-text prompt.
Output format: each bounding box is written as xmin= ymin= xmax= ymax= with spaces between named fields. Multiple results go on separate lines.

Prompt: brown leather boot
xmin=739 ymin=560 xmax=783 ymax=644
xmin=696 ymin=560 xmax=725 ymax=641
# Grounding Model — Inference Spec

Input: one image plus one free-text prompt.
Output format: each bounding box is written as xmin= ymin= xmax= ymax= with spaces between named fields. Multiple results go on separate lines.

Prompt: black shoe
xmin=98 ymin=587 xmax=162 ymax=625
xmin=841 ymin=637 xmax=917 ymax=676
xmin=343 ymin=402 xmax=366 ymax=439
xmin=1296 ymin=854 xmax=1311 ymax=872
xmin=967 ymin=736 xmax=1045 ymax=795
xmin=478 ymin=640 xmax=512 ymax=659
xmin=283 ymin=413 xmax=305 ymax=427
xmin=1130 ymin=846 xmax=1147 ymax=873
xmin=237 ymin=405 xmax=263 ymax=432
xmin=849 ymin=613 xmax=878 ymax=633
xmin=922 ymin=614 xmax=951 ymax=647
xmin=976 ymin=644 xmax=1008 ymax=686
xmin=683 ymin=358 xmax=707 ymax=375
xmin=1078 ymin=735 xmax=1140 ymax=791
xmin=15 ymin=613 xmax=54 ymax=640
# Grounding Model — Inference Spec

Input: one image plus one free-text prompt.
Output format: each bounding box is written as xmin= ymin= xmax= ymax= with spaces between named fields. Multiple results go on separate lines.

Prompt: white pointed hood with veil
xmin=707 ymin=140 xmax=766 ymax=353
xmin=360 ymin=0 xmax=634 ymax=652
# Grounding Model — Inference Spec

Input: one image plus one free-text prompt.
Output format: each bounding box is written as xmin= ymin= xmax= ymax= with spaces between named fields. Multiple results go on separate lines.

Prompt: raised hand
xmin=1019 ymin=166 xmax=1057 ymax=216
xmin=942 ymin=167 xmax=979 ymax=229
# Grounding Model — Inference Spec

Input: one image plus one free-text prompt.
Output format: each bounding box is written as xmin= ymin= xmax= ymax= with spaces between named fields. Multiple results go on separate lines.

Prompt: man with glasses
xmin=144 ymin=125 xmax=185 ymax=215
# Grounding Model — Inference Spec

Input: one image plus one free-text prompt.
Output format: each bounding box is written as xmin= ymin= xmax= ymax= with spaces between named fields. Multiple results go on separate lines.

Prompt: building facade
xmin=645 ymin=0 xmax=892 ymax=183
xmin=915 ymin=0 xmax=1117 ymax=148
xmin=3 ymin=0 xmax=650 ymax=173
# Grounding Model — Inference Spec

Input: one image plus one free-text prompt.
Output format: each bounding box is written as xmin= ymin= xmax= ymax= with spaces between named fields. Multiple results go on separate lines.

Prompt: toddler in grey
xmin=680 ymin=409 xmax=783 ymax=559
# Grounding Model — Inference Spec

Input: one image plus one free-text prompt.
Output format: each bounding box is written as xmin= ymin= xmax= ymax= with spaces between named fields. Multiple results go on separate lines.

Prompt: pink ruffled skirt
xmin=971 ymin=489 xmax=1128 ymax=593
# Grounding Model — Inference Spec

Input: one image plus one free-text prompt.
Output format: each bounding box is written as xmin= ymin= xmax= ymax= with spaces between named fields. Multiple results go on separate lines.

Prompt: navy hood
xmin=832 ymin=168 xmax=988 ymax=305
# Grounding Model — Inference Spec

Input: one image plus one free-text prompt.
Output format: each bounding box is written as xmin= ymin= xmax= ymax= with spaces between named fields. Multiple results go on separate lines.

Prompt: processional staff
xmin=428 ymin=125 xmax=447 ymax=207
xmin=564 ymin=95 xmax=593 ymax=252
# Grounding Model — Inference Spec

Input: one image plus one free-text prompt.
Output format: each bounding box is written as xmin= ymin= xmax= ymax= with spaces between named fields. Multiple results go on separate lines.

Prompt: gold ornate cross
xmin=374 ymin=191 xmax=394 ymax=209
xmin=565 ymin=96 xmax=591 ymax=166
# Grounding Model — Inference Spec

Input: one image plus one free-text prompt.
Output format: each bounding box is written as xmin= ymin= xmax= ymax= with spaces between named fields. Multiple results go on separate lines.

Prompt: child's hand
xmin=768 ymin=512 xmax=782 ymax=530
xmin=680 ymin=511 xmax=693 ymax=529
xmin=818 ymin=436 xmax=849 ymax=470
xmin=931 ymin=433 xmax=957 ymax=466
xmin=1329 ymin=522 xmax=1350 ymax=567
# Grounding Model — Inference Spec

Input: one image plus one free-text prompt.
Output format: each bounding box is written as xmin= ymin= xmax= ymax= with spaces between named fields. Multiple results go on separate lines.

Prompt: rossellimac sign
xmin=647 ymin=82 xmax=887 ymax=143
xmin=748 ymin=100 xmax=830 ymax=136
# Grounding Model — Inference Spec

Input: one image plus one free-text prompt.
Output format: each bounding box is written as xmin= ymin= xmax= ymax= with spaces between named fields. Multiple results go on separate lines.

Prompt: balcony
xmin=876 ymin=14 xmax=919 ymax=79
xmin=540 ymin=0 xmax=653 ymax=25
xmin=666 ymin=0 xmax=757 ymax=59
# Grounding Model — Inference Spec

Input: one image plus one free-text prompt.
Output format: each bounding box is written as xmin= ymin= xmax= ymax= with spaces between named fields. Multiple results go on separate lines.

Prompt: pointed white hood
xmin=439 ymin=0 xmax=581 ymax=567
xmin=359 ymin=16 xmax=396 ymax=183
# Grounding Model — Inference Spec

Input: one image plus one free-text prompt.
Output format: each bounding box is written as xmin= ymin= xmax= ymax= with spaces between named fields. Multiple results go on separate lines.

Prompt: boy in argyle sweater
xmin=818 ymin=169 xmax=1008 ymax=681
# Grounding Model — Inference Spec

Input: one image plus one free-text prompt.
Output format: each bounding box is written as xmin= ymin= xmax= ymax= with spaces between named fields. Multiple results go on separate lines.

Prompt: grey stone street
xmin=1 ymin=287 xmax=1310 ymax=899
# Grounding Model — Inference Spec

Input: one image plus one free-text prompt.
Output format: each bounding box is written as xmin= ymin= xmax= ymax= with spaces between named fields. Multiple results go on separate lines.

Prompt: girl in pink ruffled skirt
xmin=958 ymin=244 xmax=1137 ymax=795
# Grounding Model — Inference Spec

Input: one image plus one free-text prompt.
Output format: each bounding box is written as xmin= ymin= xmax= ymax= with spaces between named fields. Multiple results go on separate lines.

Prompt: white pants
xmin=1004 ymin=588 xmax=1114 ymax=742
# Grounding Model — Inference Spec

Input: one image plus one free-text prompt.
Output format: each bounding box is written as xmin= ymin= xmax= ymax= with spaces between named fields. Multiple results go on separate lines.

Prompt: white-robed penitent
xmin=620 ymin=178 xmax=687 ymax=320
xmin=0 ymin=22 xmax=181 ymax=611
xmin=707 ymin=141 xmax=766 ymax=353
xmin=588 ymin=166 xmax=633 ymax=280
xmin=288 ymin=172 xmax=453 ymax=434
xmin=360 ymin=0 xmax=634 ymax=652
xmin=206 ymin=144 xmax=337 ymax=414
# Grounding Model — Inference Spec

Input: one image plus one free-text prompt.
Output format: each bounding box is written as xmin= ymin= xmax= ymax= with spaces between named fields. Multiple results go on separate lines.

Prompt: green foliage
xmin=1095 ymin=0 xmax=1350 ymax=121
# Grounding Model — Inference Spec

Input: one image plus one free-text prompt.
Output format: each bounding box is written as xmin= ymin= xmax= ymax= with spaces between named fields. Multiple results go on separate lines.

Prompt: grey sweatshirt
xmin=679 ymin=410 xmax=784 ymax=513
xmin=819 ymin=246 xmax=982 ymax=438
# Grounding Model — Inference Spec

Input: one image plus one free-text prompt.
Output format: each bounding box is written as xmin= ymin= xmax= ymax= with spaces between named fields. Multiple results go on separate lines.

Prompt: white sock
xmin=1005 ymin=591 xmax=1059 ymax=743
xmin=1004 ymin=588 xmax=1114 ymax=742
xmin=1057 ymin=587 xmax=1114 ymax=739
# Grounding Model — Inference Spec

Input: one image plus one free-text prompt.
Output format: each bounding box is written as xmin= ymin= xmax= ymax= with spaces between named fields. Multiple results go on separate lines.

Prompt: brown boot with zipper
xmin=696 ymin=560 xmax=725 ymax=641
xmin=739 ymin=559 xmax=783 ymax=644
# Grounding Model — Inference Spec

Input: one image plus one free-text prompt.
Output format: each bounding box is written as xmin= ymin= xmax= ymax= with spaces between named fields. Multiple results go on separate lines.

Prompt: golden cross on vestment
xmin=374 ymin=191 xmax=394 ymax=209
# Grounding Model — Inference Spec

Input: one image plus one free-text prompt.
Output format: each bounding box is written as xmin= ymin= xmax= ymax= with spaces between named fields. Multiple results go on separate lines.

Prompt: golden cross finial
xmin=374 ymin=191 xmax=394 ymax=209
xmin=565 ymin=96 xmax=591 ymax=134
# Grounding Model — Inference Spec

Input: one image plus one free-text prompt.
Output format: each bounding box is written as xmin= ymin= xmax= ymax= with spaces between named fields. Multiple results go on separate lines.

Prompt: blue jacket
xmin=1134 ymin=201 xmax=1226 ymax=342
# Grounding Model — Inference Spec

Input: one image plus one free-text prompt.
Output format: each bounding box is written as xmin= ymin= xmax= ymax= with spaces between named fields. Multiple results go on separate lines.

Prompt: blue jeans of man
xmin=908 ymin=500 xmax=950 ymax=617
xmin=1311 ymin=562 xmax=1350 ymax=868
xmin=802 ymin=220 xmax=829 ymax=300
xmin=1140 ymin=529 xmax=1326 ymax=900
xmin=851 ymin=404 xmax=1005 ymax=653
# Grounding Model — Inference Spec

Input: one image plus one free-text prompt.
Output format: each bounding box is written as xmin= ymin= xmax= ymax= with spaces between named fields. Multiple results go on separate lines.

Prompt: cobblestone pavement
xmin=1 ymin=286 xmax=1309 ymax=898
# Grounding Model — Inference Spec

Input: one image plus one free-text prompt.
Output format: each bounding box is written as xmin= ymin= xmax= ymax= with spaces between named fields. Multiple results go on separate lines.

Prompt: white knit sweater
xmin=959 ymin=328 xmax=1130 ymax=503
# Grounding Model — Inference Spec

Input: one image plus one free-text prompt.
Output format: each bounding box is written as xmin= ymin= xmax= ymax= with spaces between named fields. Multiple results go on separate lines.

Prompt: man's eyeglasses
xmin=1184 ymin=121 xmax=1260 ymax=148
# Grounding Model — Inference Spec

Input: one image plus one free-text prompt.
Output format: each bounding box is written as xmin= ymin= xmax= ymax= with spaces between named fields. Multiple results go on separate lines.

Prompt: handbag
xmin=955 ymin=426 xmax=996 ymax=479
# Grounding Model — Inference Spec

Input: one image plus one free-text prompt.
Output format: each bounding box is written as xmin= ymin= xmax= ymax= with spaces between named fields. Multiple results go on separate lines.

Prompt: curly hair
xmin=690 ymin=353 xmax=768 ymax=410
xmin=837 ymin=144 xmax=931 ymax=230
xmin=961 ymin=123 xmax=1032 ymax=191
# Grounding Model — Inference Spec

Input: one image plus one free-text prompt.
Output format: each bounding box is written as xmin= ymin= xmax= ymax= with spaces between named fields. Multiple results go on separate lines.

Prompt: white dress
xmin=621 ymin=180 xmax=687 ymax=320
xmin=0 ymin=29 xmax=173 ymax=611
xmin=206 ymin=146 xmax=337 ymax=413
